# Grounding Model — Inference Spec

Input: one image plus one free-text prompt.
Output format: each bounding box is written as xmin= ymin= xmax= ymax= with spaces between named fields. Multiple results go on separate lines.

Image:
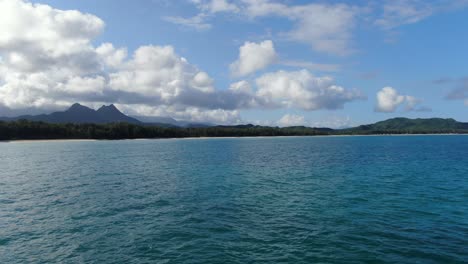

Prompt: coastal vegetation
xmin=1 ymin=118 xmax=467 ymax=141
xmin=338 ymin=117 xmax=468 ymax=135
xmin=0 ymin=120 xmax=329 ymax=140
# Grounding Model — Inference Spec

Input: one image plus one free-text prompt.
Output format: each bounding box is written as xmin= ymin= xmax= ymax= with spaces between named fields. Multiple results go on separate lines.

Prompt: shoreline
xmin=2 ymin=133 xmax=467 ymax=143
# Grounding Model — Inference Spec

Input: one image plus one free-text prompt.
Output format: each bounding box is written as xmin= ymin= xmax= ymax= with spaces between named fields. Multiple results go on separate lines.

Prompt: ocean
xmin=1 ymin=136 xmax=467 ymax=263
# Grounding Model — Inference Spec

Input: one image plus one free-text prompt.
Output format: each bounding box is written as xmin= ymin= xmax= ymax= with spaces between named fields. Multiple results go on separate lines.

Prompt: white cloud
xmin=375 ymin=87 xmax=406 ymax=112
xmin=255 ymin=70 xmax=365 ymax=111
xmin=0 ymin=0 xmax=365 ymax=124
xmin=229 ymin=80 xmax=253 ymax=94
xmin=375 ymin=0 xmax=468 ymax=30
xmin=0 ymin=0 xmax=104 ymax=44
xmin=283 ymin=4 xmax=358 ymax=56
xmin=61 ymin=76 xmax=106 ymax=95
xmin=179 ymin=0 xmax=468 ymax=55
xmin=404 ymin=95 xmax=422 ymax=111
xmin=277 ymin=114 xmax=353 ymax=128
xmin=0 ymin=0 xmax=253 ymax=123
xmin=164 ymin=0 xmax=238 ymax=30
xmin=163 ymin=13 xmax=212 ymax=31
xmin=281 ymin=60 xmax=340 ymax=72
xmin=107 ymin=45 xmax=256 ymax=110
xmin=177 ymin=107 xmax=241 ymax=124
xmin=375 ymin=0 xmax=434 ymax=30
xmin=239 ymin=1 xmax=359 ymax=55
xmin=277 ymin=114 xmax=305 ymax=127
xmin=192 ymin=72 xmax=215 ymax=92
xmin=241 ymin=0 xmax=287 ymax=17
xmin=96 ymin=43 xmax=128 ymax=69
xmin=118 ymin=104 xmax=242 ymax=125
xmin=311 ymin=115 xmax=353 ymax=129
xmin=0 ymin=0 xmax=104 ymax=109
xmin=230 ymin=40 xmax=276 ymax=77
xmin=375 ymin=87 xmax=430 ymax=112
xmin=0 ymin=0 xmax=103 ymax=75
xmin=192 ymin=0 xmax=239 ymax=13
xmin=174 ymin=0 xmax=359 ymax=55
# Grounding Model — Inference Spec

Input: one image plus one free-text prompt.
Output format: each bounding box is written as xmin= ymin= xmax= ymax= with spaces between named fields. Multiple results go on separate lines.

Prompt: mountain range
xmin=341 ymin=117 xmax=468 ymax=134
xmin=1 ymin=103 xmax=468 ymax=133
xmin=0 ymin=103 xmax=141 ymax=124
xmin=0 ymin=103 xmax=210 ymax=127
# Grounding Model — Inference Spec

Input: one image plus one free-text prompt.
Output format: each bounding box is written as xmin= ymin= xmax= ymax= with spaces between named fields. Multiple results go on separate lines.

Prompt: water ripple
xmin=0 ymin=136 xmax=467 ymax=263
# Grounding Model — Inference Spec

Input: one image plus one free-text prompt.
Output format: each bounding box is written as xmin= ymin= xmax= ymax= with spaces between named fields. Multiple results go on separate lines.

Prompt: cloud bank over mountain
xmin=0 ymin=0 xmax=366 ymax=124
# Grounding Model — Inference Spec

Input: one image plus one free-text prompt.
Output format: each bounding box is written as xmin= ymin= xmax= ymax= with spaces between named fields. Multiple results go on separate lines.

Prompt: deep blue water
xmin=0 ymin=136 xmax=467 ymax=263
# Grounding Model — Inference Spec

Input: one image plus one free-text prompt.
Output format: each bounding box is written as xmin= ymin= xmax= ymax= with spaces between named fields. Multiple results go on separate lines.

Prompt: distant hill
xmin=95 ymin=104 xmax=142 ymax=124
xmin=0 ymin=103 xmax=142 ymax=124
xmin=216 ymin=124 xmax=334 ymax=133
xmin=342 ymin=118 xmax=468 ymax=134
xmin=0 ymin=103 xmax=214 ymax=127
xmin=132 ymin=115 xmax=213 ymax=128
xmin=132 ymin=116 xmax=179 ymax=125
xmin=1 ymin=117 xmax=468 ymax=140
xmin=2 ymin=105 xmax=468 ymax=136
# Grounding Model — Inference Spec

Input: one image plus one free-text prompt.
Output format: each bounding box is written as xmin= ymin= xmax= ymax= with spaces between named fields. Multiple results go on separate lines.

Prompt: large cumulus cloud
xmin=375 ymin=87 xmax=430 ymax=113
xmin=255 ymin=70 xmax=365 ymax=110
xmin=230 ymin=40 xmax=277 ymax=77
xmin=0 ymin=0 xmax=364 ymax=124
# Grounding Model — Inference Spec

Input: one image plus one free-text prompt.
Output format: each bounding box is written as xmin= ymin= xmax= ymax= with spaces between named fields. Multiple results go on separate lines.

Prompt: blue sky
xmin=0 ymin=0 xmax=467 ymax=127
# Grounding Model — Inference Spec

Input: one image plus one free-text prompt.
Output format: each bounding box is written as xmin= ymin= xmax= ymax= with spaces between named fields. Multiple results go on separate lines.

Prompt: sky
xmin=0 ymin=0 xmax=467 ymax=127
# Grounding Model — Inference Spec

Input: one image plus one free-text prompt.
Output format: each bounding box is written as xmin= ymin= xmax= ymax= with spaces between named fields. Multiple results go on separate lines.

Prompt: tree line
xmin=0 ymin=120 xmax=330 ymax=140
xmin=1 ymin=119 xmax=467 ymax=141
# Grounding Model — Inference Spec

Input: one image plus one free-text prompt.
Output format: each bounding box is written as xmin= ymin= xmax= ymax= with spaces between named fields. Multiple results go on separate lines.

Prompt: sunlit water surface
xmin=1 ymin=136 xmax=467 ymax=263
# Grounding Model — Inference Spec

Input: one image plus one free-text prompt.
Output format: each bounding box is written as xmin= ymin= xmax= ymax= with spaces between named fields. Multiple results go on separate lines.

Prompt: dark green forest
xmin=1 ymin=118 xmax=468 ymax=141
xmin=0 ymin=120 xmax=330 ymax=140
xmin=338 ymin=117 xmax=468 ymax=135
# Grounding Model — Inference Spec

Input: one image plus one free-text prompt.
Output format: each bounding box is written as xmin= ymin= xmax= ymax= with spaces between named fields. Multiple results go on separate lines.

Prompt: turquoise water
xmin=0 ymin=136 xmax=467 ymax=263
